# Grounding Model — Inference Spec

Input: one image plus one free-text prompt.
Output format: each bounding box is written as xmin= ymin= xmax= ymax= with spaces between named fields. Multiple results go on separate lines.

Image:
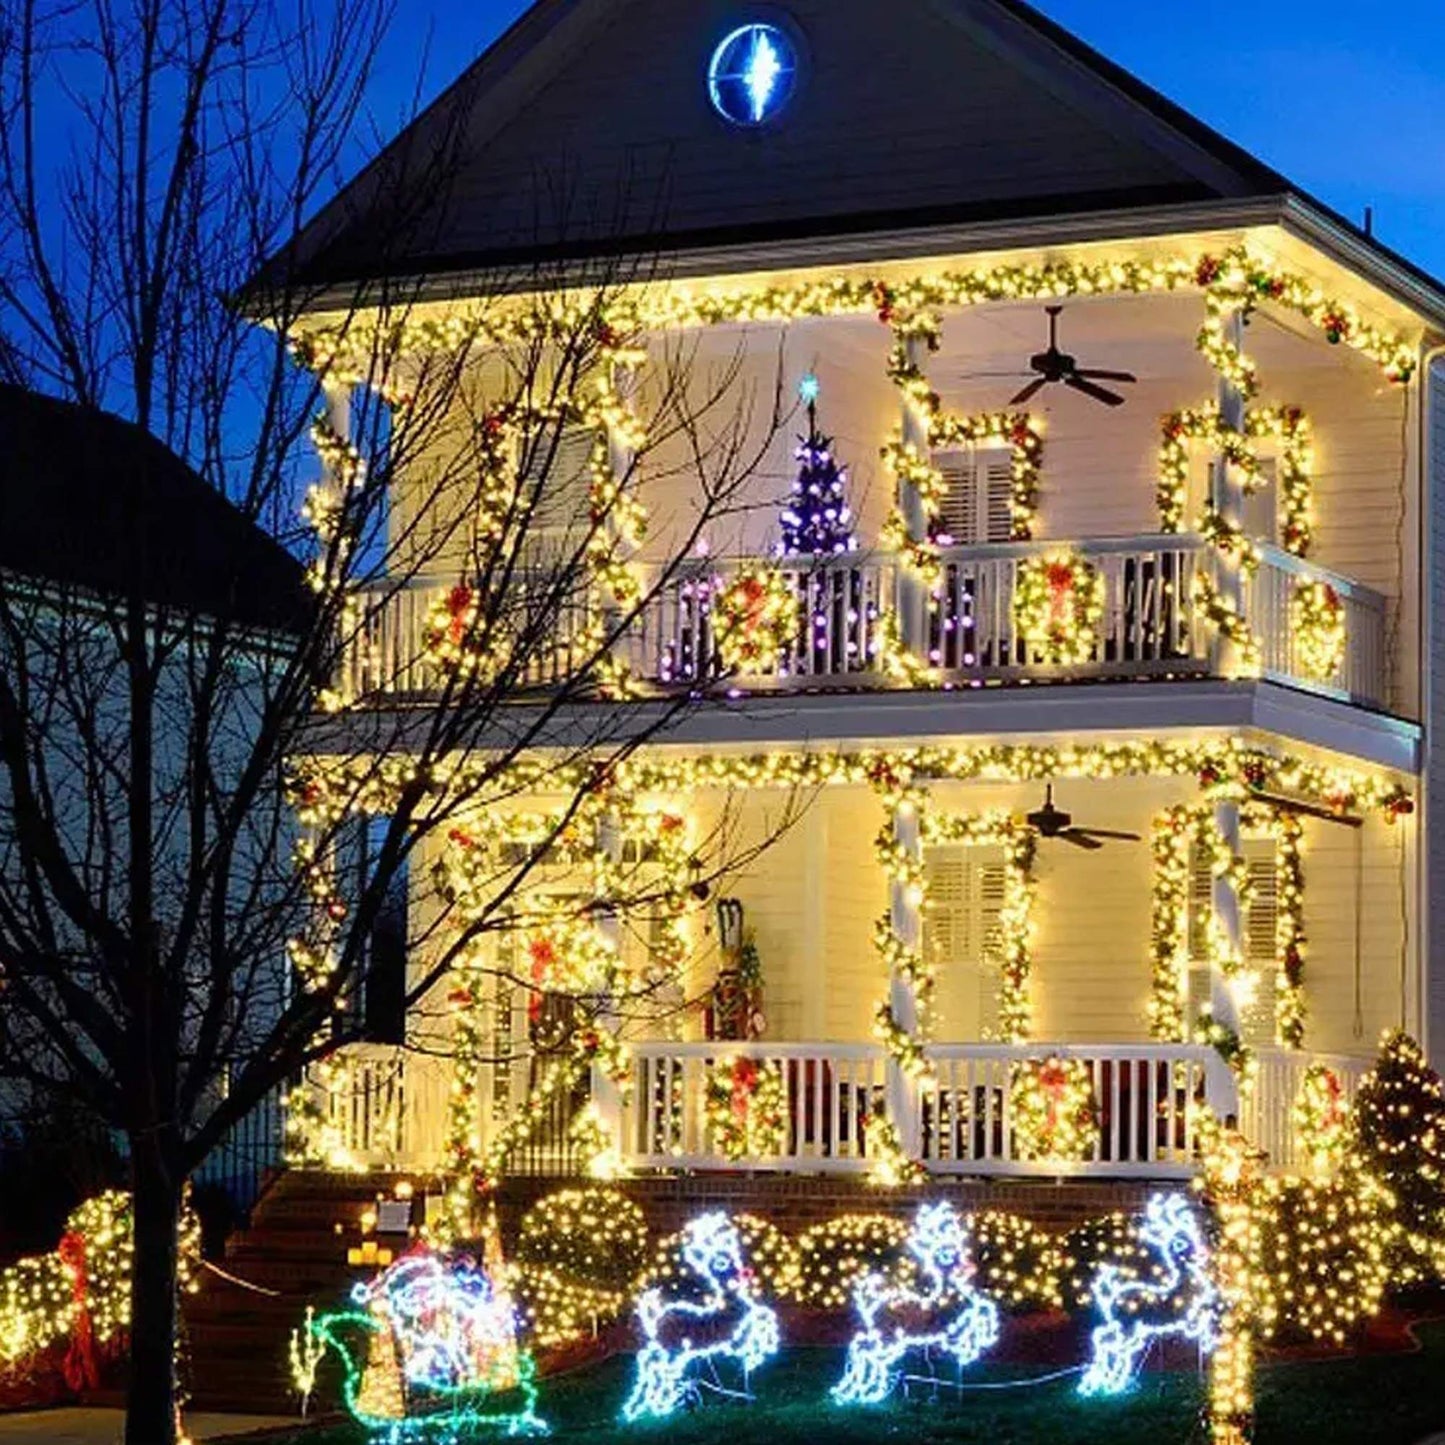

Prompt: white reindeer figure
xmin=621 ymin=1213 xmax=780 ymax=1420
xmin=831 ymin=1202 xmax=1001 ymax=1405
xmin=1078 ymin=1192 xmax=1222 ymax=1397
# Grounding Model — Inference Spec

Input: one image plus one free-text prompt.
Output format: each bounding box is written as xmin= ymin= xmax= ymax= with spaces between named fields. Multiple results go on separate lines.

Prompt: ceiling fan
xmin=1026 ymin=785 xmax=1142 ymax=851
xmin=1008 ymin=306 xmax=1138 ymax=409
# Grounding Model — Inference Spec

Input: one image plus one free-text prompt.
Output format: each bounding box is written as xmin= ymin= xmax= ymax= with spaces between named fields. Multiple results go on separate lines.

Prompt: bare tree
xmin=0 ymin=2 xmax=805 ymax=1440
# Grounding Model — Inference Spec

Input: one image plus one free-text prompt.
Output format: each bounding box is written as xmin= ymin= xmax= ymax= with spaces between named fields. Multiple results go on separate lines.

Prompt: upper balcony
xmin=337 ymin=533 xmax=1387 ymax=710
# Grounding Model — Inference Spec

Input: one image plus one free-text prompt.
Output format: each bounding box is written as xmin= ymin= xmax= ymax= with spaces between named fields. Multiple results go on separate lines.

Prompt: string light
xmin=704 ymin=1057 xmax=787 ymax=1162
xmin=1012 ymin=552 xmax=1105 ymax=667
xmin=1010 ymin=1056 xmax=1101 ymax=1163
xmin=1078 ymin=1193 xmax=1220 ymax=1398
xmin=832 ymin=1202 xmax=1000 ymax=1405
xmin=621 ymin=1213 xmax=781 ymax=1421
xmin=1291 ymin=581 xmax=1347 ymax=684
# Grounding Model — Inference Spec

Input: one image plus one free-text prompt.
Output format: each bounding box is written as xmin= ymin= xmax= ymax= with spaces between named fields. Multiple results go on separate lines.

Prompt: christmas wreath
xmin=1293 ymin=1062 xmax=1349 ymax=1177
xmin=1013 ymin=552 xmax=1104 ymax=666
xmin=1291 ymin=580 xmax=1346 ymax=683
xmin=712 ymin=567 xmax=798 ymax=675
xmin=705 ymin=1057 xmax=786 ymax=1161
xmin=1010 ymin=1055 xmax=1100 ymax=1163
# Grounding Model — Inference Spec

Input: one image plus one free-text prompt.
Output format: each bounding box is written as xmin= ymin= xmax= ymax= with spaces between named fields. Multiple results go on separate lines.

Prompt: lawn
xmin=290 ymin=1327 xmax=1445 ymax=1445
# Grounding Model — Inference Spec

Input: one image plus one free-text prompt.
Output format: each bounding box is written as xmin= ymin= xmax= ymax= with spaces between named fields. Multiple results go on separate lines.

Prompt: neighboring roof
xmin=0 ymin=386 xmax=308 ymax=635
xmin=256 ymin=0 xmax=1445 ymax=315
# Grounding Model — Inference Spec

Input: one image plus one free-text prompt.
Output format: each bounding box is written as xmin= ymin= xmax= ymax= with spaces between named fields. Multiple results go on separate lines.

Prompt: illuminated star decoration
xmin=743 ymin=27 xmax=784 ymax=122
xmin=797 ymin=373 xmax=821 ymax=407
xmin=621 ymin=1212 xmax=781 ymax=1421
xmin=1078 ymin=1193 xmax=1222 ymax=1398
xmin=307 ymin=1251 xmax=548 ymax=1441
xmin=832 ymin=1202 xmax=1000 ymax=1406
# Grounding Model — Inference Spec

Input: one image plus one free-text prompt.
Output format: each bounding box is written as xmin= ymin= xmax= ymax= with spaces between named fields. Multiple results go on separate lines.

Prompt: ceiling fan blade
xmin=1075 ymin=828 xmax=1143 ymax=843
xmin=1010 ymin=377 xmax=1049 ymax=406
xmin=1064 ymin=374 xmax=1125 ymax=407
xmin=960 ymin=370 xmax=1034 ymax=380
xmin=1059 ymin=830 xmax=1105 ymax=851
xmin=1244 ymin=791 xmax=1364 ymax=829
xmin=1074 ymin=368 xmax=1138 ymax=384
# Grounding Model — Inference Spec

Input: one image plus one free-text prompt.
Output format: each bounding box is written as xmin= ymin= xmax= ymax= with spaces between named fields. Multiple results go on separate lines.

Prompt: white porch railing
xmin=314 ymin=1044 xmax=450 ymax=1171
xmin=1241 ymin=1048 xmax=1373 ymax=1174
xmin=921 ymin=1043 xmax=1221 ymax=1178
xmin=337 ymin=536 xmax=1388 ymax=707
xmin=623 ymin=1043 xmax=887 ymax=1172
xmin=1246 ymin=545 xmax=1388 ymax=705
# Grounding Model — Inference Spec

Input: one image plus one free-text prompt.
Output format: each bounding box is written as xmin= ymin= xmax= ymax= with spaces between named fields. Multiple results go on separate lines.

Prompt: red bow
xmin=57 ymin=1231 xmax=99 ymax=1394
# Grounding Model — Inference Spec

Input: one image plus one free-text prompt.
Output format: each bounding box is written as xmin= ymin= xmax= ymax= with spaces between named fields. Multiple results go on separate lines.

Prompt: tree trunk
xmin=125 ymin=1137 xmax=183 ymax=1445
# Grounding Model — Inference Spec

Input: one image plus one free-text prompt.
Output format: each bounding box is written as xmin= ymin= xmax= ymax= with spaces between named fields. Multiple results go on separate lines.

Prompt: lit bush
xmin=640 ymin=1212 xmax=799 ymax=1304
xmin=972 ymin=1210 xmax=1063 ymax=1312
xmin=513 ymin=1187 xmax=649 ymax=1347
xmin=1058 ymin=1213 xmax=1161 ymax=1315
xmin=793 ymin=1214 xmax=910 ymax=1310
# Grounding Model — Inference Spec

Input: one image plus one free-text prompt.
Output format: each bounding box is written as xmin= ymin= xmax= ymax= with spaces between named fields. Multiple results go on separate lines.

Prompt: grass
xmin=288 ymin=1326 xmax=1445 ymax=1445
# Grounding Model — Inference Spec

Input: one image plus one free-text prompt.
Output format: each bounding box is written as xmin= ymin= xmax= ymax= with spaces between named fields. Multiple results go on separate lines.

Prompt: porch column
xmin=897 ymin=334 xmax=932 ymax=662
xmin=590 ymin=809 xmax=627 ymax=1155
xmin=322 ymin=377 xmax=352 ymax=461
xmin=886 ymin=802 xmax=924 ymax=1154
xmin=600 ymin=361 xmax=639 ymax=670
xmin=1210 ymin=310 xmax=1248 ymax=677
xmin=1208 ymin=799 xmax=1246 ymax=1121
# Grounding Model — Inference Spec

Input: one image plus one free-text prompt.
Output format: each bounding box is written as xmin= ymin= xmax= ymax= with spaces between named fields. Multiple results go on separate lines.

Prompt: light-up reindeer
xmin=831 ymin=1202 xmax=1001 ymax=1405
xmin=621 ymin=1212 xmax=781 ymax=1420
xmin=1078 ymin=1192 xmax=1222 ymax=1397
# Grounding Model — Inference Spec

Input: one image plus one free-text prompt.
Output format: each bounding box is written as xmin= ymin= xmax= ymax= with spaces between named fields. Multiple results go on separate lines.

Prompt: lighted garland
xmin=1012 ymin=551 xmax=1104 ymax=667
xmin=863 ymin=1116 xmax=926 ymax=1188
xmin=1010 ymin=1056 xmax=1101 ymax=1163
xmin=711 ymin=566 xmax=799 ymax=676
xmin=297 ymin=247 xmax=1418 ymax=390
xmin=1271 ymin=811 xmax=1307 ymax=1050
xmin=1291 ymin=580 xmax=1347 ymax=684
xmin=704 ymin=1057 xmax=787 ymax=1162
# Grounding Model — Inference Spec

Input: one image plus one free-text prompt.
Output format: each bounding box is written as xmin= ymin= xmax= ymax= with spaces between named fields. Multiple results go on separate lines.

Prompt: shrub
xmin=971 ymin=1210 xmax=1063 ymax=1312
xmin=640 ymin=1212 xmax=800 ymax=1304
xmin=793 ymin=1214 xmax=910 ymax=1310
xmin=512 ymin=1187 xmax=649 ymax=1348
xmin=1058 ymin=1213 xmax=1161 ymax=1315
xmin=1252 ymin=1175 xmax=1389 ymax=1345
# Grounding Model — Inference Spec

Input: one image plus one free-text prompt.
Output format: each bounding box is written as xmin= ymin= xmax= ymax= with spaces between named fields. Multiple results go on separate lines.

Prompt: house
xmin=272 ymin=0 xmax=1445 ymax=1198
xmin=0 ymin=385 xmax=306 ymax=1206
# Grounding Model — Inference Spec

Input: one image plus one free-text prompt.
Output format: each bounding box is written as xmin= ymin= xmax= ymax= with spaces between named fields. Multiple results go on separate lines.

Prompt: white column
xmin=600 ymin=362 xmax=639 ymax=667
xmin=590 ymin=810 xmax=626 ymax=1152
xmin=1208 ymin=799 xmax=1245 ymax=1121
xmin=886 ymin=802 xmax=924 ymax=1154
xmin=1210 ymin=311 xmax=1248 ymax=677
xmin=800 ymin=808 xmax=828 ymax=1040
xmin=897 ymin=335 xmax=932 ymax=660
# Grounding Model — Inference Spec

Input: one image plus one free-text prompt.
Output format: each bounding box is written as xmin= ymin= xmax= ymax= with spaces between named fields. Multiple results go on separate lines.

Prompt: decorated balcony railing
xmin=336 ymin=537 xmax=1388 ymax=708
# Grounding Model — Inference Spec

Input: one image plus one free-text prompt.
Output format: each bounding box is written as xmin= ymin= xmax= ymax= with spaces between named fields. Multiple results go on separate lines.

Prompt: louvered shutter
xmin=924 ymin=851 xmax=971 ymax=968
xmin=519 ymin=426 xmax=594 ymax=544
xmin=932 ymin=449 xmax=1014 ymax=545
xmin=1241 ymin=456 xmax=1279 ymax=545
xmin=1186 ymin=838 xmax=1279 ymax=1043
xmin=975 ymin=859 xmax=1007 ymax=1039
xmin=924 ymin=847 xmax=1006 ymax=1040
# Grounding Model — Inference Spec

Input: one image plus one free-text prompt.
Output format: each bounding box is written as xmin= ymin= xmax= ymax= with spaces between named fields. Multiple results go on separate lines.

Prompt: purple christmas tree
xmin=779 ymin=375 xmax=857 ymax=558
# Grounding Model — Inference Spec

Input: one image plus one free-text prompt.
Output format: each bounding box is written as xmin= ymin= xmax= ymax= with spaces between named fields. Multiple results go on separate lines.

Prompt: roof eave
xmin=286 ymin=193 xmax=1445 ymax=339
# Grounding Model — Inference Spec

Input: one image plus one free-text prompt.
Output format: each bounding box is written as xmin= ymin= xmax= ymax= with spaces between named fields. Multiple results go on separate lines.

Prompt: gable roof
xmin=263 ymin=0 xmax=1293 ymax=295
xmin=0 ymin=387 xmax=309 ymax=636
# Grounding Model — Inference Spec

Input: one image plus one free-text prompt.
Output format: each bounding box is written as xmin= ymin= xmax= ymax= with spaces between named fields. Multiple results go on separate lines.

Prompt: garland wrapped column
xmin=1206 ymin=799 xmax=1247 ymax=1119
xmin=884 ymin=793 xmax=925 ymax=1157
xmin=589 ymin=809 xmax=627 ymax=1157
xmin=892 ymin=326 xmax=939 ymax=667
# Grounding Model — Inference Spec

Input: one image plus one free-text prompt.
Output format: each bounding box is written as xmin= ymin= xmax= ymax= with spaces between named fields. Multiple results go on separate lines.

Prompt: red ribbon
xmin=730 ymin=1058 xmax=760 ymax=1126
xmin=57 ymin=1231 xmax=99 ymax=1394
xmin=1037 ymin=1060 xmax=1071 ymax=1137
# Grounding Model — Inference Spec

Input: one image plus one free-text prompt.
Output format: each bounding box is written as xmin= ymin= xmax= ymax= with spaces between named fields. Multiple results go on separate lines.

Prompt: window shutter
xmin=1244 ymin=848 xmax=1279 ymax=963
xmin=975 ymin=860 xmax=1007 ymax=1038
xmin=982 ymin=457 xmax=1014 ymax=543
xmin=1241 ymin=456 xmax=1279 ymax=545
xmin=934 ymin=454 xmax=977 ymax=546
xmin=1187 ymin=841 xmax=1214 ymax=963
xmin=924 ymin=852 xmax=971 ymax=967
xmin=519 ymin=426 xmax=594 ymax=540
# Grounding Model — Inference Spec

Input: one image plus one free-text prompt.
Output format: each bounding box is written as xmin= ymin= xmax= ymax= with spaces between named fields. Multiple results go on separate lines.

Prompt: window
xmin=1187 ymin=837 xmax=1278 ymax=1046
xmin=923 ymin=847 xmax=1007 ymax=1039
xmin=1241 ymin=456 xmax=1279 ymax=546
xmin=338 ymin=816 xmax=408 ymax=1045
xmin=933 ymin=449 xmax=1014 ymax=546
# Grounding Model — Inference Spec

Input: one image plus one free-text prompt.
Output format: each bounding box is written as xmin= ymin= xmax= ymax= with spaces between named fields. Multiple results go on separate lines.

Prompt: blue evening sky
xmin=371 ymin=0 xmax=1445 ymax=282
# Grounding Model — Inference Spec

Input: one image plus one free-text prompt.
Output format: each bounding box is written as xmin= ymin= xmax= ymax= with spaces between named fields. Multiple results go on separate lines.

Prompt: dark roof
xmin=0 ymin=387 xmax=308 ymax=635
xmin=258 ymin=0 xmax=1305 ymax=299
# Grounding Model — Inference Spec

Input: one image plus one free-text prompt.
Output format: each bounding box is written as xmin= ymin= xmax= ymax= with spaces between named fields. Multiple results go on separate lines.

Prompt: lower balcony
xmin=339 ymin=536 xmax=1387 ymax=709
xmin=306 ymin=1039 xmax=1371 ymax=1182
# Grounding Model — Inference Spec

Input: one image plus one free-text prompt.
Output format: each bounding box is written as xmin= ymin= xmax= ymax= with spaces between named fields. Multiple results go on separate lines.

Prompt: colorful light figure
xmin=1078 ymin=1192 xmax=1221 ymax=1398
xmin=831 ymin=1202 xmax=1000 ymax=1405
xmin=708 ymin=24 xmax=796 ymax=127
xmin=308 ymin=1251 xmax=548 ymax=1440
xmin=621 ymin=1212 xmax=781 ymax=1421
